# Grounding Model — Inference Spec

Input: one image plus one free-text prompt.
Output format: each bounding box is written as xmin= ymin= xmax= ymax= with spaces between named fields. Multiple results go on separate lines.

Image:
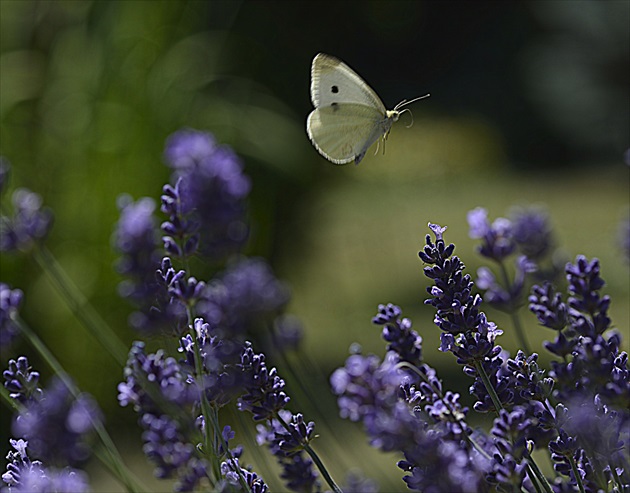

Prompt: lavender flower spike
xmin=163 ymin=129 xmax=251 ymax=262
xmin=0 ymin=188 xmax=53 ymax=252
xmin=0 ymin=283 xmax=23 ymax=348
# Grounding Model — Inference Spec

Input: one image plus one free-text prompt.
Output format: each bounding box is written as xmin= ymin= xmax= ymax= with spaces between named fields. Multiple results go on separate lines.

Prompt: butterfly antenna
xmin=394 ymin=93 xmax=430 ymax=111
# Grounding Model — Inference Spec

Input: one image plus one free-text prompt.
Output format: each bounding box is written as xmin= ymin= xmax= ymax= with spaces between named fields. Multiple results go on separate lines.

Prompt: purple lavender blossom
xmin=490 ymin=408 xmax=533 ymax=459
xmin=510 ymin=206 xmax=554 ymax=261
xmin=467 ymin=207 xmax=515 ymax=261
xmin=12 ymin=377 xmax=101 ymax=467
xmin=119 ymin=340 xmax=217 ymax=490
xmin=256 ymin=410 xmax=320 ymax=492
xmin=398 ymin=430 xmax=487 ymax=493
xmin=220 ymin=456 xmax=268 ymax=493
xmin=476 ymin=256 xmax=537 ymax=312
xmin=2 ymin=439 xmax=89 ymax=493
xmin=160 ymin=177 xmax=200 ymax=258
xmin=272 ymin=315 xmax=304 ymax=352
xmin=468 ymin=206 xmax=559 ymax=322
xmin=330 ymin=352 xmax=404 ymax=424
xmin=236 ymin=342 xmax=290 ymax=421
xmin=0 ymin=188 xmax=53 ymax=252
xmin=331 ymin=345 xmax=483 ymax=491
xmin=372 ymin=303 xmax=423 ymax=367
xmin=178 ymin=318 xmax=243 ymax=407
xmin=163 ymin=129 xmax=251 ymax=262
xmin=118 ymin=341 xmax=194 ymax=414
xmin=421 ymin=224 xmax=514 ymax=413
xmin=486 ymin=452 xmax=528 ymax=492
xmin=3 ymin=356 xmax=42 ymax=405
xmin=164 ymin=129 xmax=217 ymax=169
xmin=113 ymin=195 xmax=160 ymax=301
xmin=532 ymin=256 xmax=629 ymax=409
xmin=506 ymin=351 xmax=554 ymax=404
xmin=565 ymin=256 xmax=610 ymax=337
xmin=550 ymin=396 xmax=630 ymax=492
xmin=140 ymin=413 xmax=197 ymax=479
xmin=529 ymin=282 xmax=569 ymax=332
xmin=553 ymin=333 xmax=629 ymax=409
xmin=113 ymin=197 xmax=187 ymax=335
xmin=0 ymin=283 xmax=23 ymax=348
xmin=198 ymin=257 xmax=290 ymax=340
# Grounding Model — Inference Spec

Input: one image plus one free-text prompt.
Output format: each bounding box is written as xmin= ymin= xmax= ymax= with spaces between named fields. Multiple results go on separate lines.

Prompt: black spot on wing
xmin=331 ymin=102 xmax=339 ymax=112
xmin=331 ymin=85 xmax=339 ymax=94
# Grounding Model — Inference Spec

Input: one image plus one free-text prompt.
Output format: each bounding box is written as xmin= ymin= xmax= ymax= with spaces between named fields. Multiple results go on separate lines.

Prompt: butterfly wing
xmin=310 ymin=53 xmax=386 ymax=113
xmin=307 ymin=103 xmax=392 ymax=165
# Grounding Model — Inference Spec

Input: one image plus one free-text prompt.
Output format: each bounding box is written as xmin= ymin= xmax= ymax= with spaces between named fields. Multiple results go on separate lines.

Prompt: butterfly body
xmin=306 ymin=53 xmax=406 ymax=165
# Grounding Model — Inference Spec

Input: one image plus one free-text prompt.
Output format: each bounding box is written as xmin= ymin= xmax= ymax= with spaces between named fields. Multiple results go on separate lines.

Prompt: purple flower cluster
xmin=118 ymin=334 xmax=237 ymax=491
xmin=467 ymin=206 xmax=557 ymax=314
xmin=0 ymin=283 xmax=23 ymax=348
xmin=529 ymin=256 xmax=629 ymax=410
xmin=220 ymin=445 xmax=269 ymax=493
xmin=198 ymin=257 xmax=291 ymax=340
xmin=2 ymin=439 xmax=89 ymax=493
xmin=163 ymin=129 xmax=251 ymax=262
xmin=237 ymin=342 xmax=290 ymax=421
xmin=330 ymin=221 xmax=629 ymax=492
xmin=3 ymin=356 xmax=42 ymax=405
xmin=421 ymin=224 xmax=511 ymax=414
xmin=114 ymin=195 xmax=203 ymax=335
xmin=118 ymin=341 xmax=194 ymax=414
xmin=113 ymin=131 xmax=299 ymax=353
xmin=119 ymin=319 xmax=318 ymax=491
xmin=331 ymin=301 xmax=489 ymax=491
xmin=0 ymin=187 xmax=53 ymax=253
xmin=12 ymin=376 xmax=101 ymax=468
xmin=110 ymin=130 xmax=318 ymax=492
xmin=256 ymin=410 xmax=320 ymax=492
xmin=2 ymin=356 xmax=100 ymax=492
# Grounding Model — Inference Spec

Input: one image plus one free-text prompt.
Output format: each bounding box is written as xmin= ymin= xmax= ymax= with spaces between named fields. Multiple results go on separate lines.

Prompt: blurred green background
xmin=1 ymin=1 xmax=628 ymax=491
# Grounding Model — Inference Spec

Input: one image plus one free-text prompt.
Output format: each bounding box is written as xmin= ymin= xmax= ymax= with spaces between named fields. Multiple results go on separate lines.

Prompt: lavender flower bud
xmin=3 ymin=356 xmax=42 ymax=405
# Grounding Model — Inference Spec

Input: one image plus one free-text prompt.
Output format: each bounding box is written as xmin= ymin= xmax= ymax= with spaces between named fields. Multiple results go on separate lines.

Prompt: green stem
xmin=33 ymin=246 xmax=128 ymax=365
xmin=16 ymin=317 xmax=145 ymax=493
xmin=497 ymin=261 xmax=531 ymax=354
xmin=275 ymin=413 xmax=343 ymax=493
xmin=184 ymin=308 xmax=251 ymax=493
xmin=0 ymin=385 xmax=22 ymax=413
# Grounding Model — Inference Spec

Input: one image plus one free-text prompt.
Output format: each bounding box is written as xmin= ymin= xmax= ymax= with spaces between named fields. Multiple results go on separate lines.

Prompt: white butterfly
xmin=306 ymin=53 xmax=429 ymax=165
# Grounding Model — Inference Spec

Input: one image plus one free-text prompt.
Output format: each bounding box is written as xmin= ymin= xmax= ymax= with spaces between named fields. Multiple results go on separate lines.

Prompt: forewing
xmin=306 ymin=103 xmax=388 ymax=165
xmin=310 ymin=53 xmax=386 ymax=113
